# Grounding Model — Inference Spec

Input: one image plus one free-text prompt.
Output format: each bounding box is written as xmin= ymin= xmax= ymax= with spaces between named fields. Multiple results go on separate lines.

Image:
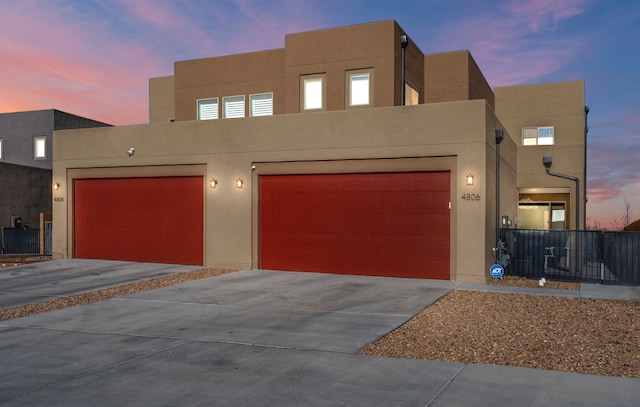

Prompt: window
xmin=250 ymin=93 xmax=273 ymax=116
xmin=301 ymin=74 xmax=325 ymax=111
xmin=197 ymin=98 xmax=218 ymax=120
xmin=405 ymin=83 xmax=419 ymax=106
xmin=518 ymin=202 xmax=566 ymax=229
xmin=0 ymin=138 xmax=3 ymax=160
xmin=522 ymin=126 xmax=554 ymax=145
xmin=223 ymin=95 xmax=245 ymax=118
xmin=347 ymin=70 xmax=373 ymax=107
xmin=34 ymin=136 xmax=46 ymax=160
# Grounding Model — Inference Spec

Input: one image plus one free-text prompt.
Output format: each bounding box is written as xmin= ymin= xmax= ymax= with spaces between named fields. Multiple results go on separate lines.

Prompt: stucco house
xmin=51 ymin=20 xmax=587 ymax=283
xmin=0 ymin=109 xmax=110 ymax=253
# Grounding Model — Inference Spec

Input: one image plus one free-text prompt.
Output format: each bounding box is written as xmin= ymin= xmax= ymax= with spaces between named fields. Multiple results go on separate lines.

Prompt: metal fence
xmin=500 ymin=229 xmax=640 ymax=285
xmin=2 ymin=228 xmax=40 ymax=254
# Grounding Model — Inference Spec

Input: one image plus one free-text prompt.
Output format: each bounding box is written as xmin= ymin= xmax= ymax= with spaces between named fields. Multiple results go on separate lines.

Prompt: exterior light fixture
xmin=53 ymin=182 xmax=60 ymax=190
xmin=466 ymin=173 xmax=474 ymax=186
xmin=236 ymin=178 xmax=244 ymax=189
xmin=209 ymin=178 xmax=218 ymax=189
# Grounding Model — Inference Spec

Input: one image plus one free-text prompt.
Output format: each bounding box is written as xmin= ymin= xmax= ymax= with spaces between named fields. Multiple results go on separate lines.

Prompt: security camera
xmin=128 ymin=147 xmax=135 ymax=157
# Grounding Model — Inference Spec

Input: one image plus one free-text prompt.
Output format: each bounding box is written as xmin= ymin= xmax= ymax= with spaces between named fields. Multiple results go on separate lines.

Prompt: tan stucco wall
xmin=495 ymin=80 xmax=586 ymax=229
xmin=166 ymin=20 xmax=443 ymax=124
xmin=53 ymin=100 xmax=512 ymax=284
xmin=424 ymin=51 xmax=495 ymax=109
xmin=149 ymin=75 xmax=175 ymax=124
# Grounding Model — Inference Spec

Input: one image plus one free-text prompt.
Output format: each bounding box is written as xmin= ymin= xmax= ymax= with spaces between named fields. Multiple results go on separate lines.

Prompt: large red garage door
xmin=74 ymin=176 xmax=203 ymax=265
xmin=259 ymin=172 xmax=450 ymax=279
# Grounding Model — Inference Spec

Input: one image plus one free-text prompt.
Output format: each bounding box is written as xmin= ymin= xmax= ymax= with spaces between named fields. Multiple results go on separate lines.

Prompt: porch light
xmin=53 ymin=182 xmax=60 ymax=191
xmin=236 ymin=178 xmax=244 ymax=189
xmin=466 ymin=173 xmax=474 ymax=186
xmin=209 ymin=178 xmax=218 ymax=189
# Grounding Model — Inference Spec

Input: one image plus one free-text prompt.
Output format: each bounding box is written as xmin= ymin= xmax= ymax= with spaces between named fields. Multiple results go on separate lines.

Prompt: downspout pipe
xmin=495 ymin=129 xmax=504 ymax=247
xmin=543 ymin=156 xmax=580 ymax=230
xmin=400 ymin=35 xmax=408 ymax=105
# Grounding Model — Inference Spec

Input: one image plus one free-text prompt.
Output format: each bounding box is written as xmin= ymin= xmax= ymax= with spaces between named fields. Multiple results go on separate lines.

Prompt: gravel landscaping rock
xmin=361 ymin=289 xmax=640 ymax=378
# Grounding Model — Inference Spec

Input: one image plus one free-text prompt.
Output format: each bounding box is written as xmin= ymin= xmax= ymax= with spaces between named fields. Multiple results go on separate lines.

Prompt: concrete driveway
xmin=1 ymin=261 xmax=639 ymax=406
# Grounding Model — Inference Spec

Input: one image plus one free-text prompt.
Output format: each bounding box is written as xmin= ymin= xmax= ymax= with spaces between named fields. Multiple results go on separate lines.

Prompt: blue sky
xmin=1 ymin=0 xmax=638 ymax=227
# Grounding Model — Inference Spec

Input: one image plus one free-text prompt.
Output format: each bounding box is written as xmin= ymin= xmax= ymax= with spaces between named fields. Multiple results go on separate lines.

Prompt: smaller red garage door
xmin=259 ymin=172 xmax=450 ymax=279
xmin=74 ymin=176 xmax=203 ymax=265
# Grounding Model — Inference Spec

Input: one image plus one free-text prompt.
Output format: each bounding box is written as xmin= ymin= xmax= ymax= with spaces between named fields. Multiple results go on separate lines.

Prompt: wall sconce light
xmin=209 ymin=178 xmax=218 ymax=189
xmin=466 ymin=173 xmax=475 ymax=186
xmin=53 ymin=182 xmax=60 ymax=191
xmin=236 ymin=178 xmax=244 ymax=189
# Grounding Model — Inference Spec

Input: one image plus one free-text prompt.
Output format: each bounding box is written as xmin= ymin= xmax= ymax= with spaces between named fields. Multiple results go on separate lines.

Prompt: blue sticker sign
xmin=490 ymin=264 xmax=504 ymax=279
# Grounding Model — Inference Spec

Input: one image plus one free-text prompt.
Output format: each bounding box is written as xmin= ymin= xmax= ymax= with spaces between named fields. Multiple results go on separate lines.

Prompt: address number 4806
xmin=461 ymin=193 xmax=480 ymax=201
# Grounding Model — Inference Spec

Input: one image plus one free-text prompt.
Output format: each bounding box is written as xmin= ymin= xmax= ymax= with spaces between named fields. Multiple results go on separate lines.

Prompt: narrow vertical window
xmin=301 ymin=75 xmax=325 ymax=111
xmin=250 ymin=93 xmax=273 ymax=116
xmin=34 ymin=136 xmax=46 ymax=160
xmin=197 ymin=98 xmax=219 ymax=120
xmin=350 ymin=73 xmax=370 ymax=106
xmin=0 ymin=138 xmax=3 ymax=160
xmin=223 ymin=95 xmax=245 ymax=118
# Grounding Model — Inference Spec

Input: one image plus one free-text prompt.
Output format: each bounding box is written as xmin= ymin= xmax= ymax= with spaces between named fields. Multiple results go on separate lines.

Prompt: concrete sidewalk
xmin=0 ymin=262 xmax=638 ymax=406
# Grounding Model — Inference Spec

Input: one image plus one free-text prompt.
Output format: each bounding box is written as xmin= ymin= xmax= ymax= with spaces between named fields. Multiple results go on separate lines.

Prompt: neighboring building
xmin=52 ymin=20 xmax=587 ymax=283
xmin=0 ymin=109 xmax=110 ymax=251
xmin=624 ymin=219 xmax=640 ymax=232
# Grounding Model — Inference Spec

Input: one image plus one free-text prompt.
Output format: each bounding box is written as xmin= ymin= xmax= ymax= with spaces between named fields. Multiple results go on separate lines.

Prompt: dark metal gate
xmin=500 ymin=229 xmax=640 ymax=285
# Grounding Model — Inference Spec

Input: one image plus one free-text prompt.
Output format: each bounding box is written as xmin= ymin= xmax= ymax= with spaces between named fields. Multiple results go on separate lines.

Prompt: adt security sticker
xmin=490 ymin=264 xmax=504 ymax=279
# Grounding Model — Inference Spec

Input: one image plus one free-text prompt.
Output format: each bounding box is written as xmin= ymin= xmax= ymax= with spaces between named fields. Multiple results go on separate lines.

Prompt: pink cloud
xmin=425 ymin=0 xmax=589 ymax=87
xmin=505 ymin=0 xmax=587 ymax=32
xmin=0 ymin=1 xmax=160 ymax=125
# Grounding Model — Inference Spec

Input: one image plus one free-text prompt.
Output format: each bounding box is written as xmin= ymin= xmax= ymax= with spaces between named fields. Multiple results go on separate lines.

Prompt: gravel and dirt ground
xmin=1 ymin=269 xmax=638 ymax=378
xmin=362 ymin=280 xmax=640 ymax=378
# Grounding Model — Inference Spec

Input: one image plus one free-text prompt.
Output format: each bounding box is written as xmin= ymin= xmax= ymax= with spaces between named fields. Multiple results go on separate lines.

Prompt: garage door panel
xmin=74 ymin=176 xmax=203 ymax=265
xmin=260 ymin=172 xmax=450 ymax=279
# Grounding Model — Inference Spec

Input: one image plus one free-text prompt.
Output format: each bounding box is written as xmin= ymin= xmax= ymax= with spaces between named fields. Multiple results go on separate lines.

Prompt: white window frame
xmin=522 ymin=126 xmax=554 ymax=146
xmin=347 ymin=70 xmax=372 ymax=107
xmin=223 ymin=95 xmax=245 ymax=119
xmin=301 ymin=74 xmax=325 ymax=111
xmin=250 ymin=93 xmax=273 ymax=116
xmin=197 ymin=98 xmax=219 ymax=120
xmin=34 ymin=135 xmax=46 ymax=160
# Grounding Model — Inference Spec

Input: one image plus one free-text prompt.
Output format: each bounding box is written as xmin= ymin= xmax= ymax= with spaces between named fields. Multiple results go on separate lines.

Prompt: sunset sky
xmin=1 ymin=0 xmax=638 ymax=228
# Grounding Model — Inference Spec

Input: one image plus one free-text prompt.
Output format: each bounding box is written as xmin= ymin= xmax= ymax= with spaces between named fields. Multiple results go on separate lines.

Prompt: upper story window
xmin=347 ymin=69 xmax=373 ymax=107
xmin=223 ymin=95 xmax=245 ymax=118
xmin=522 ymin=126 xmax=554 ymax=145
xmin=197 ymin=98 xmax=219 ymax=120
xmin=301 ymin=74 xmax=325 ymax=111
xmin=405 ymin=83 xmax=419 ymax=106
xmin=34 ymin=135 xmax=46 ymax=160
xmin=250 ymin=93 xmax=273 ymax=116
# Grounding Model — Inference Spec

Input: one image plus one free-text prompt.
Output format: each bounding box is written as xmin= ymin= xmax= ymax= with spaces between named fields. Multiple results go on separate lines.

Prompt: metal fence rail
xmin=2 ymin=228 xmax=40 ymax=254
xmin=500 ymin=229 xmax=640 ymax=285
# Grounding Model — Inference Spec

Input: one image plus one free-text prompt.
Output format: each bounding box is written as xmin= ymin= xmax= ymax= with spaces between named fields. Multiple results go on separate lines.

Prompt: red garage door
xmin=74 ymin=177 xmax=203 ymax=265
xmin=259 ymin=172 xmax=450 ymax=279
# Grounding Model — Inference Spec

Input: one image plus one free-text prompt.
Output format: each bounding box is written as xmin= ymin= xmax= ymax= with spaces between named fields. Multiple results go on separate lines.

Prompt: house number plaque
xmin=461 ymin=193 xmax=480 ymax=201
